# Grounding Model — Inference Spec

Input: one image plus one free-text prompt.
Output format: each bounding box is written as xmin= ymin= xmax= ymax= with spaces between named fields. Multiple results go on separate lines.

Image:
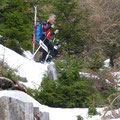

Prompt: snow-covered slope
xmin=0 ymin=44 xmax=48 ymax=89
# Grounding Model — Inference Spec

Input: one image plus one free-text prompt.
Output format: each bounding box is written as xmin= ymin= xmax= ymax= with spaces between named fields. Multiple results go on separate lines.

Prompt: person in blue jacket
xmin=38 ymin=14 xmax=59 ymax=62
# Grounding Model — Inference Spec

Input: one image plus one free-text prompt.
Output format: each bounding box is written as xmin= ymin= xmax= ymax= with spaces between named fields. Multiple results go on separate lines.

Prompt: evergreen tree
xmin=0 ymin=0 xmax=8 ymax=9
xmin=29 ymin=57 xmax=94 ymax=108
xmin=53 ymin=0 xmax=90 ymax=56
xmin=0 ymin=0 xmax=32 ymax=54
xmin=27 ymin=57 xmax=116 ymax=108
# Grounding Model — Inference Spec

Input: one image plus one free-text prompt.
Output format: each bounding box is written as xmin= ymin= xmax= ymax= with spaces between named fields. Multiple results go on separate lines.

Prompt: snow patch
xmin=104 ymin=59 xmax=110 ymax=68
xmin=0 ymin=44 xmax=48 ymax=89
xmin=23 ymin=50 xmax=33 ymax=60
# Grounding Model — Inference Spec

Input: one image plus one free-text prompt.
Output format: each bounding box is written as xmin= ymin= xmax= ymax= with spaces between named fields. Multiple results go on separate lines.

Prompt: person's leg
xmin=39 ymin=48 xmax=48 ymax=62
xmin=39 ymin=38 xmax=49 ymax=62
xmin=48 ymin=43 xmax=58 ymax=59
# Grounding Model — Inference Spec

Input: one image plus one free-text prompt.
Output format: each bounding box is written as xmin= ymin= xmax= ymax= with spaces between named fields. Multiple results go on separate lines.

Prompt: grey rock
xmin=12 ymin=83 xmax=27 ymax=93
xmin=47 ymin=62 xmax=58 ymax=80
xmin=0 ymin=96 xmax=34 ymax=120
xmin=0 ymin=96 xmax=50 ymax=120
xmin=34 ymin=107 xmax=42 ymax=120
xmin=34 ymin=107 xmax=39 ymax=114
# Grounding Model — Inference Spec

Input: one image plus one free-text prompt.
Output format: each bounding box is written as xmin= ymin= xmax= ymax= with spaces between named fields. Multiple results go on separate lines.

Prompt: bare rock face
xmin=33 ymin=107 xmax=50 ymax=120
xmin=0 ymin=96 xmax=50 ymax=120
xmin=0 ymin=96 xmax=34 ymax=120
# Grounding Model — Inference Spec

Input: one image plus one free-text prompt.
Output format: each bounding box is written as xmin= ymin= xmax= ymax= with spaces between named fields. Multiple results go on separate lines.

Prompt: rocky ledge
xmin=0 ymin=96 xmax=50 ymax=120
xmin=0 ymin=77 xmax=27 ymax=92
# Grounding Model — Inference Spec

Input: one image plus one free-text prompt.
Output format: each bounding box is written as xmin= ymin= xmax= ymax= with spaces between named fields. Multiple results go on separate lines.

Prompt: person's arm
xmin=51 ymin=29 xmax=59 ymax=36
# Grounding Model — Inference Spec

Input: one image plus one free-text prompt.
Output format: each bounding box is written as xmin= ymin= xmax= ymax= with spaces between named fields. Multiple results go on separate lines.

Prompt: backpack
xmin=35 ymin=22 xmax=49 ymax=42
xmin=35 ymin=22 xmax=43 ymax=42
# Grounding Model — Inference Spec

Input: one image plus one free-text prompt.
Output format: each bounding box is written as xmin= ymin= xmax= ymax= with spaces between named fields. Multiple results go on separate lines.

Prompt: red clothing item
xmin=44 ymin=25 xmax=51 ymax=39
xmin=43 ymin=21 xmax=52 ymax=39
xmin=42 ymin=21 xmax=55 ymax=39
